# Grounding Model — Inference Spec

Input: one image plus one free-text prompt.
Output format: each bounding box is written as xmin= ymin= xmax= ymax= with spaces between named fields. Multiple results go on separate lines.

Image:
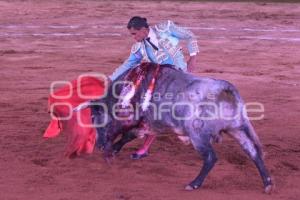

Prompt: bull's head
xmin=74 ymin=100 xmax=111 ymax=150
xmin=90 ymin=101 xmax=111 ymax=150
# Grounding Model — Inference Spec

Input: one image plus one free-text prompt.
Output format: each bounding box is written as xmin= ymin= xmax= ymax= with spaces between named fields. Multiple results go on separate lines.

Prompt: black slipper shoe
xmin=130 ymin=152 xmax=149 ymax=160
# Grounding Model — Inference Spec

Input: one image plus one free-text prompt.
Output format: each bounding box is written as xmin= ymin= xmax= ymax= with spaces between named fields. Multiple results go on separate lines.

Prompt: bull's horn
xmin=73 ymin=101 xmax=91 ymax=112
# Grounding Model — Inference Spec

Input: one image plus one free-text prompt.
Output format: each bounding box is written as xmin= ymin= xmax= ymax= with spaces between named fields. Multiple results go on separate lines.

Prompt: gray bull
xmin=80 ymin=63 xmax=273 ymax=193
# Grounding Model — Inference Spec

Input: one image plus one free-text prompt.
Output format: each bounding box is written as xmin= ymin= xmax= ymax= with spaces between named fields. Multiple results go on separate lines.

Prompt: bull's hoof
xmin=104 ymin=156 xmax=114 ymax=165
xmin=103 ymin=152 xmax=115 ymax=165
xmin=184 ymin=184 xmax=199 ymax=191
xmin=264 ymin=177 xmax=274 ymax=194
xmin=112 ymin=145 xmax=122 ymax=155
xmin=112 ymin=150 xmax=120 ymax=156
xmin=264 ymin=184 xmax=274 ymax=194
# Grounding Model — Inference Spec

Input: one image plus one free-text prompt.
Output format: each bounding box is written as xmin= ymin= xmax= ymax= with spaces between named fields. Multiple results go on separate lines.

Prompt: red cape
xmin=43 ymin=76 xmax=105 ymax=157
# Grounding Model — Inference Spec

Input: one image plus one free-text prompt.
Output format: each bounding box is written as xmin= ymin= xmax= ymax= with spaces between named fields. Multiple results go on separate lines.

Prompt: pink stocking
xmin=136 ymin=135 xmax=156 ymax=155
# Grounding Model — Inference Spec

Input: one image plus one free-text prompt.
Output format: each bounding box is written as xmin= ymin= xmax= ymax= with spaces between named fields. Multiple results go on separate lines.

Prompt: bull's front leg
xmin=103 ymin=140 xmax=114 ymax=162
xmin=102 ymin=129 xmax=120 ymax=161
xmin=112 ymin=130 xmax=137 ymax=154
xmin=185 ymin=143 xmax=218 ymax=190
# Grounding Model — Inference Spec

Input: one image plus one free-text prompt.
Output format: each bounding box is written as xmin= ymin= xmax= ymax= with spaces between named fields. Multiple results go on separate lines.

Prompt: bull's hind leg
xmin=185 ymin=134 xmax=218 ymax=190
xmin=228 ymin=125 xmax=273 ymax=193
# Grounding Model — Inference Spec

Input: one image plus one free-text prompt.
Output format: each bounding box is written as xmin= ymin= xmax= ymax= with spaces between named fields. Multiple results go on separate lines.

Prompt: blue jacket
xmin=110 ymin=20 xmax=199 ymax=81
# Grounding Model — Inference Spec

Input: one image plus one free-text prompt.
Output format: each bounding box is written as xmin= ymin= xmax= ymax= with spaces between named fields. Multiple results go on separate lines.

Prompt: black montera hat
xmin=127 ymin=16 xmax=149 ymax=30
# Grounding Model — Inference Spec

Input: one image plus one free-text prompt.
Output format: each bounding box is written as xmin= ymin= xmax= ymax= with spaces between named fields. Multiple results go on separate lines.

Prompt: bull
xmin=77 ymin=63 xmax=273 ymax=193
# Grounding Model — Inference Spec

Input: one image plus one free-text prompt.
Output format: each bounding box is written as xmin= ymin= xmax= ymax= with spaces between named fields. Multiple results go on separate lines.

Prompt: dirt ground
xmin=0 ymin=0 xmax=300 ymax=200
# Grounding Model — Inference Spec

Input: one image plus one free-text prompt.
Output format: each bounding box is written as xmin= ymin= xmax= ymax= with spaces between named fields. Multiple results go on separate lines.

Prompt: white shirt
xmin=146 ymin=28 xmax=159 ymax=48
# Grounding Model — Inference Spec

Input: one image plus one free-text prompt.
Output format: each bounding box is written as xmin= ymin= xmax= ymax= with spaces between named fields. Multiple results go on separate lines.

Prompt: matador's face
xmin=128 ymin=27 xmax=149 ymax=42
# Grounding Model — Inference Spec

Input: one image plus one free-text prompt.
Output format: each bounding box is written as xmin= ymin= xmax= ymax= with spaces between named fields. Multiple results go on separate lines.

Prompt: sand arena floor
xmin=0 ymin=1 xmax=300 ymax=200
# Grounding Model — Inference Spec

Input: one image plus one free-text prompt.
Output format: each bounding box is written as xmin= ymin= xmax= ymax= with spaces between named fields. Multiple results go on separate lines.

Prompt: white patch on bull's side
xmin=177 ymin=136 xmax=191 ymax=145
